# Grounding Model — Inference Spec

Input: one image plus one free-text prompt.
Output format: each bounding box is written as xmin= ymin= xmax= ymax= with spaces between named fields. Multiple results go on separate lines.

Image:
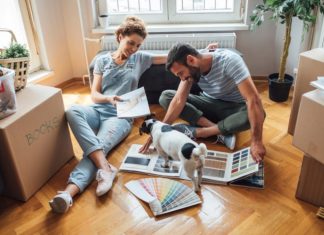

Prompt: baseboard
xmin=57 ymin=76 xmax=267 ymax=90
xmin=56 ymin=77 xmax=88 ymax=89
xmin=252 ymin=76 xmax=267 ymax=82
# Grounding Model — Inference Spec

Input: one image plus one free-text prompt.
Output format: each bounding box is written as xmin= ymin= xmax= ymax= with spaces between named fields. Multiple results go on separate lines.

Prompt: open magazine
xmin=229 ymin=162 xmax=264 ymax=189
xmin=120 ymin=144 xmax=260 ymax=186
xmin=116 ymin=87 xmax=150 ymax=118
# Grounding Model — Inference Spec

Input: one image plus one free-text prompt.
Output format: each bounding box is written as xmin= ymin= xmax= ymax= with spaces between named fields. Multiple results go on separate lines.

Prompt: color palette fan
xmin=125 ymin=178 xmax=201 ymax=216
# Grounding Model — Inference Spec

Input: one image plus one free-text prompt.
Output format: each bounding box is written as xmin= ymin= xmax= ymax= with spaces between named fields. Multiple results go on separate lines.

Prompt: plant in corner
xmin=250 ymin=0 xmax=324 ymax=102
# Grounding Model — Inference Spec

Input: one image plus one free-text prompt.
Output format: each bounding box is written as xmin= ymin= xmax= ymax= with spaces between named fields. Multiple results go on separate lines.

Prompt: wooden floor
xmin=1 ymin=80 xmax=324 ymax=235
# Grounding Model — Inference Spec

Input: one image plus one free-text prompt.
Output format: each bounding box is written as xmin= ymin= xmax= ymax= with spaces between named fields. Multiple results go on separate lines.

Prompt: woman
xmin=49 ymin=16 xmax=166 ymax=213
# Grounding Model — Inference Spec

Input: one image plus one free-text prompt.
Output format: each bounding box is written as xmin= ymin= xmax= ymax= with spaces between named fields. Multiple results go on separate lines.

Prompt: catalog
xmin=116 ymin=87 xmax=150 ymax=118
xmin=120 ymin=144 xmax=260 ymax=185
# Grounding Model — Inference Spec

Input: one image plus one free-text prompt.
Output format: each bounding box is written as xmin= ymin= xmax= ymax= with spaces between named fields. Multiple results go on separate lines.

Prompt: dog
xmin=140 ymin=116 xmax=207 ymax=192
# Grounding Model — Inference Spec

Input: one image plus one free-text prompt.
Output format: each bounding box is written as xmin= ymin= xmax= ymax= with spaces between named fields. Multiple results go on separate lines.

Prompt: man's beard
xmin=188 ymin=65 xmax=201 ymax=83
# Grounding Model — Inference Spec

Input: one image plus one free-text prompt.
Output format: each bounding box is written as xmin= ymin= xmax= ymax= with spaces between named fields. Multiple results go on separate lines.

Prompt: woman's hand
xmin=108 ymin=95 xmax=123 ymax=106
xmin=206 ymin=42 xmax=219 ymax=52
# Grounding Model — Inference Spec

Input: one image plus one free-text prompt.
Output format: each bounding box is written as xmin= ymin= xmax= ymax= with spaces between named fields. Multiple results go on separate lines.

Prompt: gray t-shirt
xmin=198 ymin=49 xmax=250 ymax=102
xmin=92 ymin=51 xmax=153 ymax=117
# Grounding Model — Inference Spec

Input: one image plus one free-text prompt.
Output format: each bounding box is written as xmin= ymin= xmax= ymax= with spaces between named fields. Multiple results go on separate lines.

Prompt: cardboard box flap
xmin=0 ymin=85 xmax=61 ymax=128
xmin=300 ymin=48 xmax=324 ymax=62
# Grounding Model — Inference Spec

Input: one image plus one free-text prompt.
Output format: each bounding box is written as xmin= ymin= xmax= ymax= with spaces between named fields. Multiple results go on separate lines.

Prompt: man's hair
xmin=166 ymin=43 xmax=200 ymax=71
xmin=115 ymin=16 xmax=147 ymax=43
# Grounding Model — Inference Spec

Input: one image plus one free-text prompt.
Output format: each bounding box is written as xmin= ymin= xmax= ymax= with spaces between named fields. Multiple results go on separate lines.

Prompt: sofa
xmin=88 ymin=50 xmax=201 ymax=104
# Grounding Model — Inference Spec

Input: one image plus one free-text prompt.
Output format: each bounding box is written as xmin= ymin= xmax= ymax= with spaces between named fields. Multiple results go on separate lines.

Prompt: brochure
xmin=120 ymin=144 xmax=260 ymax=186
xmin=116 ymin=87 xmax=150 ymax=118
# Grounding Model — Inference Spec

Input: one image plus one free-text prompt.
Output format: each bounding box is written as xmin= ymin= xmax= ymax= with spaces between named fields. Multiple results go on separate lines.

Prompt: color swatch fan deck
xmin=125 ymin=178 xmax=201 ymax=216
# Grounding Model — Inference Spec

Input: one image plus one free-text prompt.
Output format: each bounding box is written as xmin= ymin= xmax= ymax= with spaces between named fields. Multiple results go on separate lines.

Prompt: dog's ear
xmin=144 ymin=113 xmax=156 ymax=120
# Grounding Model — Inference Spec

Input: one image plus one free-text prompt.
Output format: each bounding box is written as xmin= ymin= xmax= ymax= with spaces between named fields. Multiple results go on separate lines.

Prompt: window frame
xmin=96 ymin=0 xmax=245 ymax=26
xmin=19 ymin=0 xmax=42 ymax=73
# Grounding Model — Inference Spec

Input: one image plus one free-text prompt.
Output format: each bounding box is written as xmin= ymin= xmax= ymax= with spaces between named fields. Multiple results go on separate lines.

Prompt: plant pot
xmin=268 ymin=73 xmax=294 ymax=102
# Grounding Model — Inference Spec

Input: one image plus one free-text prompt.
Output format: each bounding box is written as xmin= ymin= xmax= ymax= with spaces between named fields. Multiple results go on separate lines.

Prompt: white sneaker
xmin=216 ymin=134 xmax=236 ymax=150
xmin=96 ymin=165 xmax=118 ymax=197
xmin=49 ymin=191 xmax=73 ymax=213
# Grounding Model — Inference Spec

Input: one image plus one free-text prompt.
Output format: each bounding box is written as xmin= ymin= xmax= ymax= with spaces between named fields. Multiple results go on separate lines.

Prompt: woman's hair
xmin=115 ymin=16 xmax=147 ymax=43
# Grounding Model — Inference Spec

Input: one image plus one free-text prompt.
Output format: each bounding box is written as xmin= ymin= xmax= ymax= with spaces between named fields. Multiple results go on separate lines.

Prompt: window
xmin=96 ymin=0 xmax=245 ymax=25
xmin=0 ymin=0 xmax=42 ymax=73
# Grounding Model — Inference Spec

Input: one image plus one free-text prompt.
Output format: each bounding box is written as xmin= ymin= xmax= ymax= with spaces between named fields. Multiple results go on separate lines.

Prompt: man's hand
xmin=139 ymin=136 xmax=153 ymax=154
xmin=250 ymin=141 xmax=266 ymax=163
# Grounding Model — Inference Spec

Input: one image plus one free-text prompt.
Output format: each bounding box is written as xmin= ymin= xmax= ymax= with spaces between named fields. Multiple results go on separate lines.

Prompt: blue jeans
xmin=66 ymin=104 xmax=132 ymax=192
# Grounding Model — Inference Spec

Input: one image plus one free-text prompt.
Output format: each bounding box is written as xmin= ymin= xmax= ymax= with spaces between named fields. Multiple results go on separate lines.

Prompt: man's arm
xmin=139 ymin=79 xmax=192 ymax=153
xmin=162 ymin=80 xmax=193 ymax=124
xmin=237 ymin=77 xmax=266 ymax=162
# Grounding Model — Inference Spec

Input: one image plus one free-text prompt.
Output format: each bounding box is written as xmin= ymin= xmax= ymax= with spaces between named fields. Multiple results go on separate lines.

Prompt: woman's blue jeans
xmin=66 ymin=104 xmax=132 ymax=192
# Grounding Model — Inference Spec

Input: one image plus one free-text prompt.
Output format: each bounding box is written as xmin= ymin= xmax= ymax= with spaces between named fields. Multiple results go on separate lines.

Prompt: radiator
xmin=100 ymin=33 xmax=236 ymax=51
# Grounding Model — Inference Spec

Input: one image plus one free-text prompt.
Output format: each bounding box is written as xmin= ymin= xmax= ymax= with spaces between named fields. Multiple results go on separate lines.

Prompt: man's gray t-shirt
xmin=198 ymin=49 xmax=250 ymax=103
xmin=92 ymin=51 xmax=152 ymax=117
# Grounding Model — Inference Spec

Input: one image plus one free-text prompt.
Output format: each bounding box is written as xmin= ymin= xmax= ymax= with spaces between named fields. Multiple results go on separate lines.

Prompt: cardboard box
xmin=296 ymin=155 xmax=324 ymax=207
xmin=293 ymin=90 xmax=324 ymax=165
xmin=0 ymin=85 xmax=74 ymax=201
xmin=288 ymin=48 xmax=324 ymax=135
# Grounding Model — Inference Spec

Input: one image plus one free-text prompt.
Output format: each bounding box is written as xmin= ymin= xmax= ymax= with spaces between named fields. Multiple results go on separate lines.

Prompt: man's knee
xmin=159 ymin=90 xmax=176 ymax=110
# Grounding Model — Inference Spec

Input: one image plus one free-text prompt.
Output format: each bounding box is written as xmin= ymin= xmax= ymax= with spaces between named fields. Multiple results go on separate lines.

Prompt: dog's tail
xmin=192 ymin=143 xmax=207 ymax=168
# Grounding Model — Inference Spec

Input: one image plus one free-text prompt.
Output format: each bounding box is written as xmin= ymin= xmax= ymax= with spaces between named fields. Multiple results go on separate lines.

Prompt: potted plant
xmin=250 ymin=0 xmax=324 ymax=102
xmin=0 ymin=42 xmax=30 ymax=91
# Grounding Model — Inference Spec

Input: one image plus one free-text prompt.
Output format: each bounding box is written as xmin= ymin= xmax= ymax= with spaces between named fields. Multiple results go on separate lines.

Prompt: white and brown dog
xmin=140 ymin=116 xmax=207 ymax=192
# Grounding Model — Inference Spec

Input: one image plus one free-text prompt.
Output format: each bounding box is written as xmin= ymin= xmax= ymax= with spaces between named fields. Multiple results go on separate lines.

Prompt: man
xmin=140 ymin=43 xmax=265 ymax=162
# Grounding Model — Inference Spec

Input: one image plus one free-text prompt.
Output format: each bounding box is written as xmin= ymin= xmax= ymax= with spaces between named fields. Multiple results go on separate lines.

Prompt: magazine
xmin=125 ymin=178 xmax=201 ymax=216
xmin=229 ymin=162 xmax=264 ymax=189
xmin=120 ymin=144 xmax=260 ymax=185
xmin=116 ymin=87 xmax=150 ymax=118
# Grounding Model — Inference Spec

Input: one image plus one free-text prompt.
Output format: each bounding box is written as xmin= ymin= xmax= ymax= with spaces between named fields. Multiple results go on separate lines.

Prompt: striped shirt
xmin=198 ymin=49 xmax=250 ymax=102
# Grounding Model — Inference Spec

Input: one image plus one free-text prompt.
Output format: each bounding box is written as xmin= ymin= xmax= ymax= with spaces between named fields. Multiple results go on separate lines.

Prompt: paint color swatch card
xmin=120 ymin=144 xmax=183 ymax=178
xmin=125 ymin=178 xmax=201 ymax=216
xmin=202 ymin=147 xmax=259 ymax=184
xmin=116 ymin=87 xmax=150 ymax=118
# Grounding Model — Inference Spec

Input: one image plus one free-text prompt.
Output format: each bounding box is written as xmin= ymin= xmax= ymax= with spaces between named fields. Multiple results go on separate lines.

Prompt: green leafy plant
xmin=0 ymin=43 xmax=29 ymax=59
xmin=250 ymin=0 xmax=324 ymax=82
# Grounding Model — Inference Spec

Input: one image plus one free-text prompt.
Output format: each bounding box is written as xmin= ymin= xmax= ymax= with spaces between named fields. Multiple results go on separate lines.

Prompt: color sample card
xmin=202 ymin=147 xmax=259 ymax=183
xmin=125 ymin=178 xmax=201 ymax=216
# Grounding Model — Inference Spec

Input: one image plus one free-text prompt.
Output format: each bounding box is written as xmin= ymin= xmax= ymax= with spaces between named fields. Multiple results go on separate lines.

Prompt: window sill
xmin=92 ymin=23 xmax=249 ymax=34
xmin=28 ymin=70 xmax=54 ymax=83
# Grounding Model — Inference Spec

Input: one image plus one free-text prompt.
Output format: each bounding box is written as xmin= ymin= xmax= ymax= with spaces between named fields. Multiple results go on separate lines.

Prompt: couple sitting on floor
xmin=49 ymin=16 xmax=266 ymax=214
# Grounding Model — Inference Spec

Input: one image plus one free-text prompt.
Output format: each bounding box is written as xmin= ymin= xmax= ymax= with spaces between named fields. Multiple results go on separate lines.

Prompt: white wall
xmin=33 ymin=0 xmax=319 ymax=86
xmin=32 ymin=0 xmax=87 ymax=86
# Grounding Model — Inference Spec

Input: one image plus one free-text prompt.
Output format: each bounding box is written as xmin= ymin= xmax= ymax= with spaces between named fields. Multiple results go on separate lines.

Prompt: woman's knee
xmin=66 ymin=105 xmax=83 ymax=122
xmin=159 ymin=90 xmax=176 ymax=109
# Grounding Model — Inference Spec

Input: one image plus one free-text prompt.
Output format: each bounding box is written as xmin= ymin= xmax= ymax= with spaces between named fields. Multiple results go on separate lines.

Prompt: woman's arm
xmin=152 ymin=54 xmax=167 ymax=65
xmin=150 ymin=42 xmax=218 ymax=65
xmin=91 ymin=74 xmax=121 ymax=105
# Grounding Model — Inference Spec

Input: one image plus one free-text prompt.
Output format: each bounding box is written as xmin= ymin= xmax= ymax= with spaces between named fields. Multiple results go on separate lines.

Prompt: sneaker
xmin=172 ymin=123 xmax=197 ymax=140
xmin=96 ymin=165 xmax=118 ymax=197
xmin=49 ymin=191 xmax=73 ymax=213
xmin=215 ymin=134 xmax=236 ymax=150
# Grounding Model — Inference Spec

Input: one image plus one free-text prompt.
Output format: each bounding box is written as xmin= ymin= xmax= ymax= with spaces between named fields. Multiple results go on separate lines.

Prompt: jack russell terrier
xmin=139 ymin=116 xmax=207 ymax=192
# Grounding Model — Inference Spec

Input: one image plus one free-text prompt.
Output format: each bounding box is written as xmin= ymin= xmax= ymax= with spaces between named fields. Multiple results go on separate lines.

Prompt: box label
xmin=25 ymin=116 xmax=60 ymax=145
